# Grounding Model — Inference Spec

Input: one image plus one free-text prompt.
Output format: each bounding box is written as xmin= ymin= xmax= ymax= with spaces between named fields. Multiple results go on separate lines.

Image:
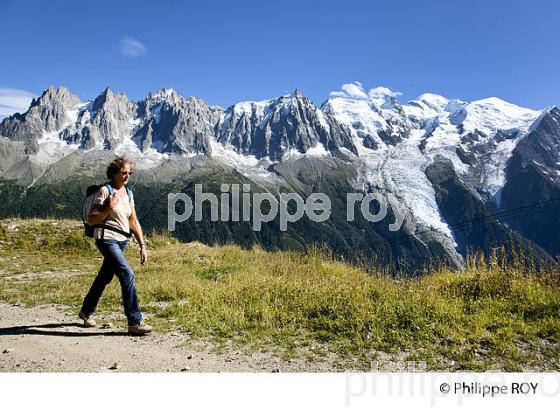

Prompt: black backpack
xmin=82 ymin=183 xmax=133 ymax=238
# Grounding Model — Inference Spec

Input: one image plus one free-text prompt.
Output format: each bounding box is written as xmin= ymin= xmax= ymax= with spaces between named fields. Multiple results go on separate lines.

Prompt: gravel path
xmin=0 ymin=303 xmax=350 ymax=372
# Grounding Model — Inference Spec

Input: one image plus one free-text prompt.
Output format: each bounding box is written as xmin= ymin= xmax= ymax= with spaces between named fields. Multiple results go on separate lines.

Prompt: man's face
xmin=116 ymin=164 xmax=132 ymax=185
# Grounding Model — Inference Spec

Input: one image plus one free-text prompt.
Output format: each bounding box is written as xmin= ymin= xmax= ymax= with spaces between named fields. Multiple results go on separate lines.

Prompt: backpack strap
xmin=104 ymin=183 xmax=115 ymax=196
xmin=101 ymin=184 xmax=112 ymax=240
xmin=125 ymin=186 xmax=133 ymax=205
xmin=92 ymin=223 xmax=133 ymax=238
xmin=105 ymin=183 xmax=132 ymax=203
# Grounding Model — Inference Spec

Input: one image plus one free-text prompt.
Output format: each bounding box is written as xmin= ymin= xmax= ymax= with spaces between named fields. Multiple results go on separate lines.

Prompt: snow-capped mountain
xmin=321 ymin=83 xmax=547 ymax=263
xmin=324 ymin=82 xmax=541 ymax=200
xmin=0 ymin=83 xmax=557 ymax=273
xmin=217 ymin=89 xmax=357 ymax=161
xmin=499 ymin=107 xmax=560 ymax=255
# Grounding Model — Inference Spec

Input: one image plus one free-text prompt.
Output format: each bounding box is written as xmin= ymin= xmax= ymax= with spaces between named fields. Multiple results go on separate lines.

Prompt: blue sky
xmin=0 ymin=0 xmax=559 ymax=117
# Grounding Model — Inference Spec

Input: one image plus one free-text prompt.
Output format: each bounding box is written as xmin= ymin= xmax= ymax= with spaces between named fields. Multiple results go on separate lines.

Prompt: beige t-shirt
xmin=92 ymin=185 xmax=135 ymax=241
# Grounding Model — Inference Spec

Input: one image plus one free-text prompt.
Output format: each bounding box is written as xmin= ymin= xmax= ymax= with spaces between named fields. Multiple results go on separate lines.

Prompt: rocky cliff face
xmin=0 ymin=86 xmax=82 ymax=154
xmin=217 ymin=90 xmax=357 ymax=161
xmin=499 ymin=108 xmax=560 ymax=256
xmin=0 ymin=87 xmax=224 ymax=159
xmin=133 ymin=89 xmax=220 ymax=155
xmin=56 ymin=87 xmax=136 ymax=150
xmin=426 ymin=157 xmax=546 ymax=262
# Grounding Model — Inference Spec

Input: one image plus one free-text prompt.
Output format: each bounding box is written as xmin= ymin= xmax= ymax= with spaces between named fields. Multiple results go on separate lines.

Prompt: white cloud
xmin=120 ymin=36 xmax=147 ymax=58
xmin=341 ymin=82 xmax=368 ymax=99
xmin=329 ymin=82 xmax=402 ymax=100
xmin=368 ymin=86 xmax=402 ymax=99
xmin=0 ymin=88 xmax=36 ymax=119
xmin=329 ymin=91 xmax=348 ymax=98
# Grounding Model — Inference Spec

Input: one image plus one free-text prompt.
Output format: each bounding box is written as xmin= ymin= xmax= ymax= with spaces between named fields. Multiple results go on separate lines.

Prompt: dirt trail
xmin=0 ymin=303 xmax=359 ymax=372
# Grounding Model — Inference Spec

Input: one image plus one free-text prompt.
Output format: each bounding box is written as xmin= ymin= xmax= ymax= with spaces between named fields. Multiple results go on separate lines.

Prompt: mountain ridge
xmin=0 ymin=83 xmax=557 ymax=274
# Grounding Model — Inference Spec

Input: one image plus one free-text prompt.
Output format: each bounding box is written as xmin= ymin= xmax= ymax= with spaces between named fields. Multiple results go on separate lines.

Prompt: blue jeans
xmin=81 ymin=239 xmax=143 ymax=325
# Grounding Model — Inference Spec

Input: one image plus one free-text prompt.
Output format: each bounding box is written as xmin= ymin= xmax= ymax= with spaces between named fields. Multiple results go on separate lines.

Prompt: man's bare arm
xmin=129 ymin=205 xmax=148 ymax=264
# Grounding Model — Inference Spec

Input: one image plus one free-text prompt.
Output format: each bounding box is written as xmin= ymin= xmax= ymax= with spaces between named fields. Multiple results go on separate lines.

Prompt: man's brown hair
xmin=106 ymin=156 xmax=135 ymax=181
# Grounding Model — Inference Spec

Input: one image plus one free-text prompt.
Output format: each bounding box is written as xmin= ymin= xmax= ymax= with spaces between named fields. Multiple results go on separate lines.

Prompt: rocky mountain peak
xmin=71 ymin=87 xmax=136 ymax=151
xmin=217 ymin=89 xmax=357 ymax=161
xmin=132 ymin=91 xmax=216 ymax=155
xmin=31 ymin=86 xmax=80 ymax=111
xmin=512 ymin=106 xmax=560 ymax=172
xmin=146 ymin=88 xmax=181 ymax=106
xmin=0 ymin=86 xmax=82 ymax=152
xmin=91 ymin=87 xmax=132 ymax=112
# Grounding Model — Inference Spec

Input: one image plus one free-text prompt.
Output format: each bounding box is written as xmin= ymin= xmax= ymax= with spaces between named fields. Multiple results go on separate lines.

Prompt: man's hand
xmin=106 ymin=193 xmax=120 ymax=210
xmin=140 ymin=246 xmax=148 ymax=265
xmin=89 ymin=193 xmax=121 ymax=225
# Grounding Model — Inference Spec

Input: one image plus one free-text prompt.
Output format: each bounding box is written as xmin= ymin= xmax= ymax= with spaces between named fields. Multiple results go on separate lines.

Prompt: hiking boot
xmin=128 ymin=321 xmax=153 ymax=336
xmin=79 ymin=311 xmax=96 ymax=327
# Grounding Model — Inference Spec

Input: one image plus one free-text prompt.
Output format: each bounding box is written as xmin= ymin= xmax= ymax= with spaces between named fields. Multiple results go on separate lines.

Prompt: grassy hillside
xmin=0 ymin=156 xmax=464 ymax=275
xmin=0 ymin=218 xmax=559 ymax=371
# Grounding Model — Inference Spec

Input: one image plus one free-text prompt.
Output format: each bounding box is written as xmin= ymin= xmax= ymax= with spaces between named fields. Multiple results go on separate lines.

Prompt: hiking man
xmin=79 ymin=156 xmax=152 ymax=335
